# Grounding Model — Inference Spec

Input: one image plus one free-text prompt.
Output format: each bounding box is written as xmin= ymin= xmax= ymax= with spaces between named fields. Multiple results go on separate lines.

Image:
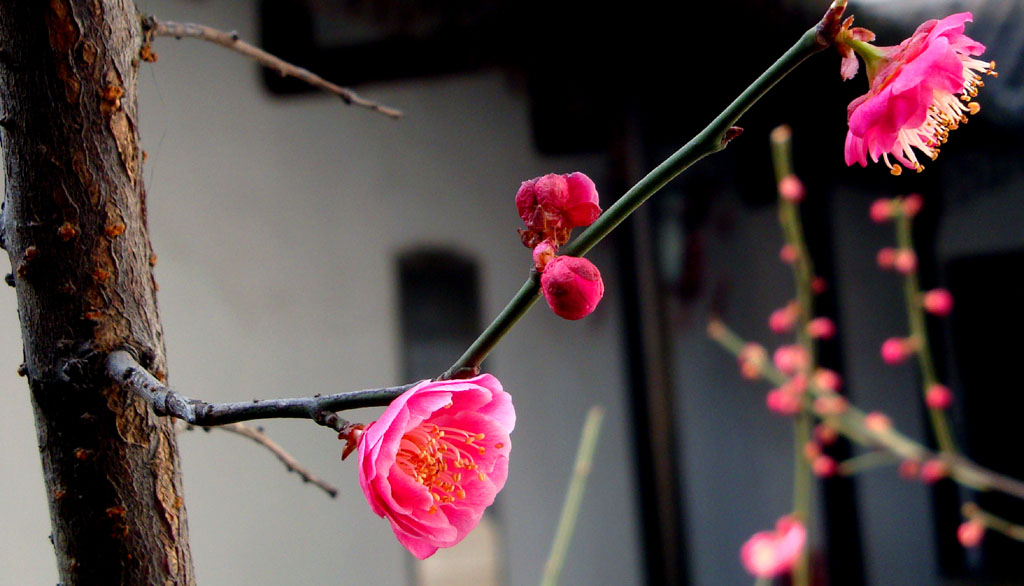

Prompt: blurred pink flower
xmin=773 ymin=345 xmax=810 ymax=376
xmin=516 ymin=172 xmax=601 ymax=248
xmin=357 ymin=375 xmax=515 ymax=559
xmin=922 ymin=288 xmax=954 ymax=316
xmin=957 ymin=519 xmax=985 ymax=548
xmin=540 ymin=255 xmax=605 ymax=320
xmin=840 ymin=13 xmax=995 ymax=175
xmin=740 ymin=516 xmax=807 ymax=578
xmin=926 ymin=383 xmax=954 ymax=410
xmin=881 ymin=337 xmax=914 ymax=364
xmin=869 ymin=198 xmax=896 ymax=223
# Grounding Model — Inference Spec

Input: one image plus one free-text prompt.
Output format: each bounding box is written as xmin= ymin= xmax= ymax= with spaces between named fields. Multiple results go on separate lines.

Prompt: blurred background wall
xmin=2 ymin=0 xmax=1023 ymax=585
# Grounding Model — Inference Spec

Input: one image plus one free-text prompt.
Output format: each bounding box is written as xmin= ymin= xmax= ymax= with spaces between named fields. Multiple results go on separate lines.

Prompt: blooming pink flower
xmin=740 ymin=516 xmax=807 ymax=578
xmin=516 ymin=172 xmax=601 ymax=248
xmin=839 ymin=13 xmax=996 ymax=175
xmin=540 ymin=255 xmax=604 ymax=320
xmin=922 ymin=288 xmax=954 ymax=316
xmin=357 ymin=375 xmax=515 ymax=559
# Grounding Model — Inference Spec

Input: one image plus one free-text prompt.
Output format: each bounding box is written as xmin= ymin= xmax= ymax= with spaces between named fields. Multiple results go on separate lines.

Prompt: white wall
xmin=0 ymin=1 xmax=642 ymax=584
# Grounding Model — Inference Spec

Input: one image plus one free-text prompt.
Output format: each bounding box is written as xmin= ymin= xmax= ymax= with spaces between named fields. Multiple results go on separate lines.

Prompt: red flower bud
xmin=540 ymin=256 xmax=604 ymax=320
xmin=870 ymin=199 xmax=896 ymax=223
xmin=902 ymin=194 xmax=923 ymax=218
xmin=516 ymin=172 xmax=601 ymax=248
xmin=957 ymin=520 xmax=985 ymax=548
xmin=922 ymin=288 xmax=954 ymax=316
xmin=881 ymin=337 xmax=914 ymax=365
xmin=778 ymin=174 xmax=806 ymax=202
xmin=926 ymin=384 xmax=954 ymax=410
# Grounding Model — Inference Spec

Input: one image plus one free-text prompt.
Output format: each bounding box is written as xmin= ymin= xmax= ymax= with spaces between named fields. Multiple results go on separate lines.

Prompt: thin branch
xmin=212 ymin=422 xmax=339 ymax=498
xmin=107 ymin=350 xmax=414 ymax=426
xmin=541 ymin=406 xmax=605 ymax=586
xmin=142 ymin=16 xmax=402 ymax=119
xmin=438 ymin=10 xmax=835 ymax=380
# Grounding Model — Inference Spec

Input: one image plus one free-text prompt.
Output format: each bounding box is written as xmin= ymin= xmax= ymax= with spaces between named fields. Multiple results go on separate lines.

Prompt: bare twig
xmin=107 ymin=350 xmax=415 ymax=426
xmin=211 ymin=422 xmax=339 ymax=497
xmin=142 ymin=16 xmax=402 ymax=119
xmin=541 ymin=406 xmax=605 ymax=586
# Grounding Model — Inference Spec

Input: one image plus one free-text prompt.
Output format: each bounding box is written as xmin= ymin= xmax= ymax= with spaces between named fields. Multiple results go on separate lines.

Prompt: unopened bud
xmin=957 ymin=519 xmax=985 ymax=548
xmin=869 ymin=198 xmax=896 ymax=223
xmin=925 ymin=384 xmax=953 ymax=410
xmin=902 ymin=194 xmax=923 ymax=217
xmin=881 ymin=337 xmax=914 ymax=365
xmin=922 ymin=288 xmax=953 ymax=316
xmin=778 ymin=174 xmax=806 ymax=202
xmin=540 ymin=256 xmax=604 ymax=320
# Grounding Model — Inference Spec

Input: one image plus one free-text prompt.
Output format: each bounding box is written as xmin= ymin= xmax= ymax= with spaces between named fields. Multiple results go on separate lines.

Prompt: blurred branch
xmin=210 ymin=422 xmax=339 ymax=498
xmin=107 ymin=350 xmax=414 ymax=426
xmin=541 ymin=406 xmax=605 ymax=586
xmin=142 ymin=16 xmax=402 ymax=119
xmin=707 ymin=320 xmax=1024 ymax=501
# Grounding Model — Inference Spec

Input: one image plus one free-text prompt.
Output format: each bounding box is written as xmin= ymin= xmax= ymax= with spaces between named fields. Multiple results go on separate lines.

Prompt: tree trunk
xmin=0 ymin=1 xmax=194 ymax=583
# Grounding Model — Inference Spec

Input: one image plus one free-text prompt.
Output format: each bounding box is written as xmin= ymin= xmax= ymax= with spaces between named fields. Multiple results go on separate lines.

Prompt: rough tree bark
xmin=0 ymin=1 xmax=193 ymax=583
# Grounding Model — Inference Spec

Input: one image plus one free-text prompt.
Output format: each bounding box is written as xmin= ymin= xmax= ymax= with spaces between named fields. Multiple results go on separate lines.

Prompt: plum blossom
xmin=740 ymin=516 xmax=807 ymax=578
xmin=357 ymin=375 xmax=515 ymax=559
xmin=838 ymin=13 xmax=996 ymax=175
xmin=516 ymin=172 xmax=601 ymax=248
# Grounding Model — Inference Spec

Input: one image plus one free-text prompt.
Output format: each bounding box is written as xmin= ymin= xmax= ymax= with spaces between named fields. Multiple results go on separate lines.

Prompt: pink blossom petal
xmin=356 ymin=375 xmax=515 ymax=559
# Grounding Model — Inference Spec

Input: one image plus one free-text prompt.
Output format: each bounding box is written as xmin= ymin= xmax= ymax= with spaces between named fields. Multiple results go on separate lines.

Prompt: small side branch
xmin=143 ymin=16 xmax=402 ymax=119
xmin=214 ymin=422 xmax=339 ymax=497
xmin=107 ymin=350 xmax=414 ymax=426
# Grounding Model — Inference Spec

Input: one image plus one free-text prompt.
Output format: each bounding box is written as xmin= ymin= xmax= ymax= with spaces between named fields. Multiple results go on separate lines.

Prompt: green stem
xmin=894 ymin=211 xmax=956 ymax=454
xmin=441 ymin=26 xmax=831 ymax=380
xmin=770 ymin=127 xmax=814 ymax=586
xmin=541 ymin=406 xmax=606 ymax=586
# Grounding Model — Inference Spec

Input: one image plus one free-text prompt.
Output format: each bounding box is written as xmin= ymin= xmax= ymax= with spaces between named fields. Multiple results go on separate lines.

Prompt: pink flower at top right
xmin=838 ymin=12 xmax=996 ymax=175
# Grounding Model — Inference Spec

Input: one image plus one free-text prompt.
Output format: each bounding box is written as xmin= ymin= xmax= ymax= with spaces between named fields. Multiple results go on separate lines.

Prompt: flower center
xmin=885 ymin=58 xmax=997 ymax=176
xmin=396 ymin=422 xmax=499 ymax=513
